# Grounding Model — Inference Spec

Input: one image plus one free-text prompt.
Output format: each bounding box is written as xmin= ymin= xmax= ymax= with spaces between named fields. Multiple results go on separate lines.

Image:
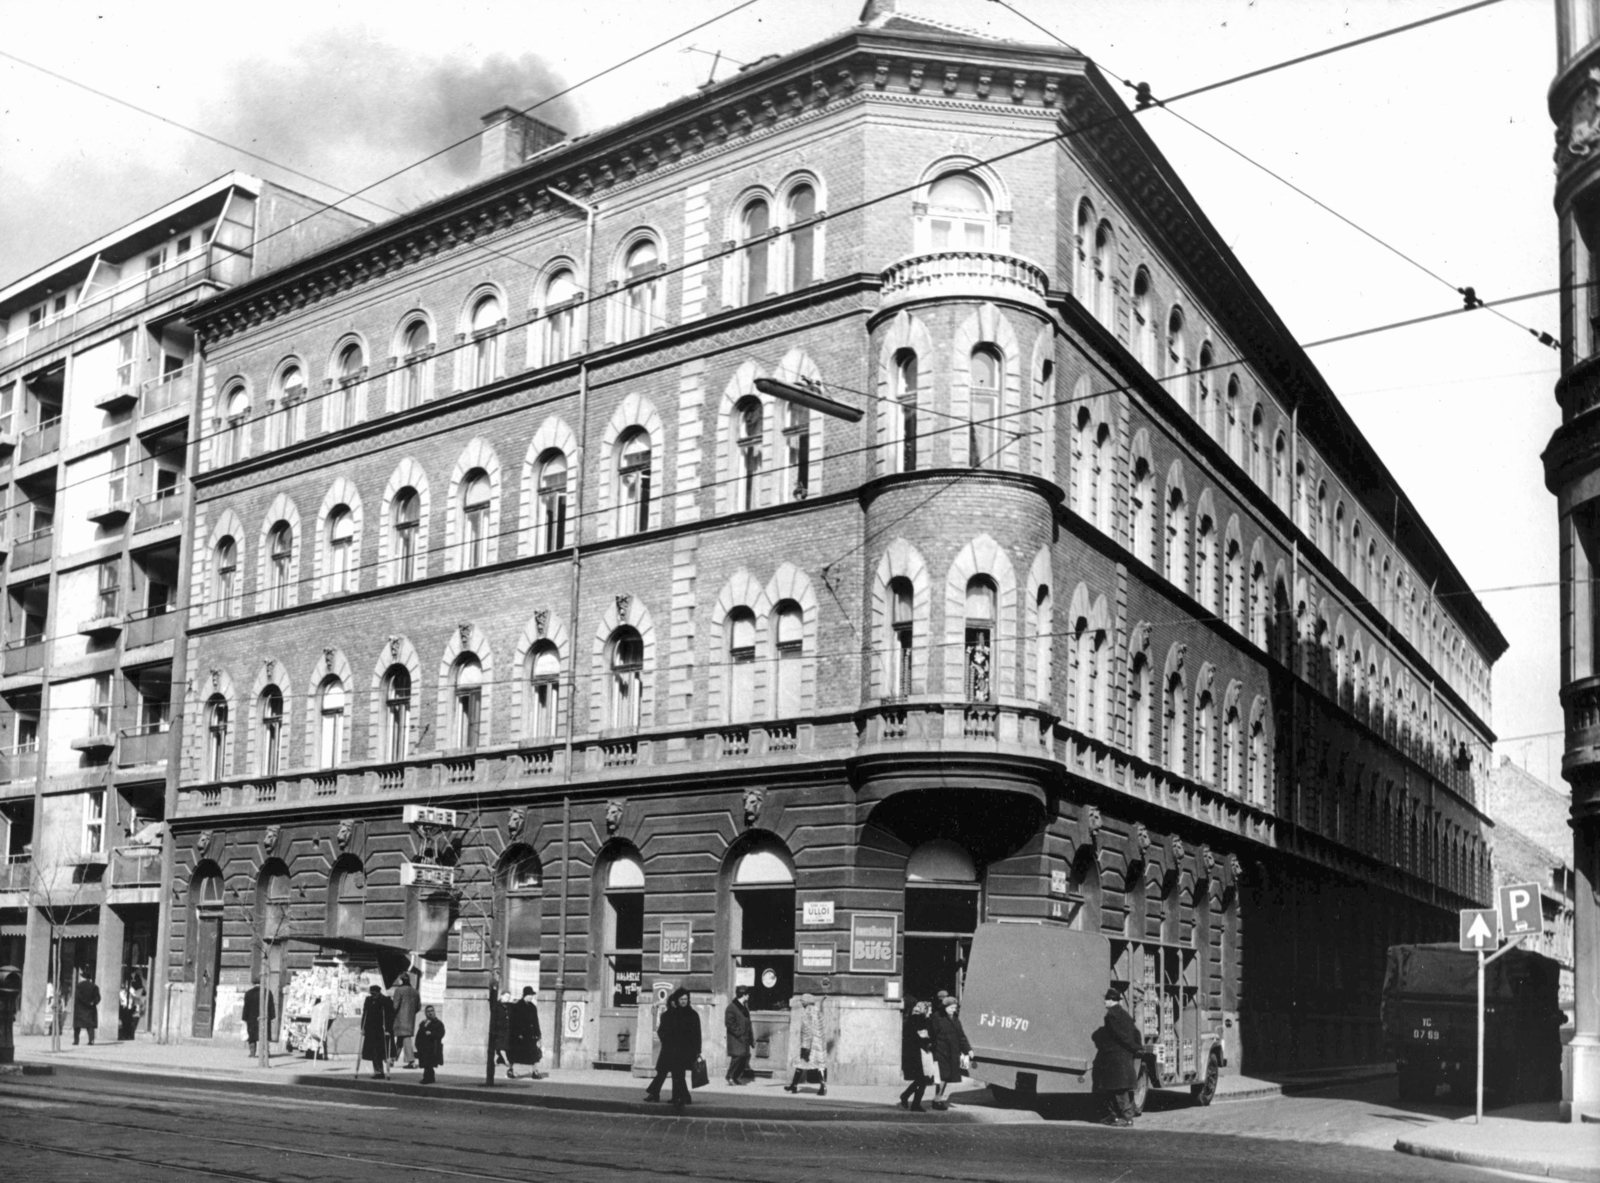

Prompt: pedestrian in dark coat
xmin=928 ymin=996 xmax=970 ymax=1110
xmin=390 ymin=972 xmax=421 ymax=1068
xmin=359 ymin=985 xmax=391 ymax=1080
xmin=488 ymin=987 xmax=510 ymax=1067
xmin=72 ymin=973 xmax=101 ymax=1046
xmin=644 ymin=987 xmax=702 ymax=1106
xmin=242 ymin=983 xmax=275 ymax=1057
xmin=898 ymin=999 xmax=934 ymax=1111
xmin=507 ymin=986 xmax=543 ymax=1079
xmin=415 ymin=1006 xmax=445 ymax=1084
xmin=1092 ymin=988 xmax=1144 ymax=1126
xmin=723 ymin=986 xmax=753 ymax=1084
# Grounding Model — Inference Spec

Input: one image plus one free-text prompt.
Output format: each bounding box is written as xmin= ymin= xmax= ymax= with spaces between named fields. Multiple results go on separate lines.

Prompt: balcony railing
xmin=133 ymin=486 xmax=185 ymax=533
xmin=141 ymin=364 xmax=196 ymax=415
xmin=0 ymin=745 xmax=38 ymax=784
xmin=124 ymin=605 xmax=180 ymax=649
xmin=2 ymin=637 xmax=45 ymax=677
xmin=109 ymin=845 xmax=161 ymax=888
xmin=880 ymin=250 xmax=1050 ymax=313
xmin=78 ymin=592 xmax=123 ymax=635
xmin=18 ymin=419 xmax=61 ymax=465
xmin=10 ymin=527 xmax=52 ymax=568
xmin=0 ymin=853 xmax=30 ymax=893
xmin=117 ymin=723 xmax=170 ymax=768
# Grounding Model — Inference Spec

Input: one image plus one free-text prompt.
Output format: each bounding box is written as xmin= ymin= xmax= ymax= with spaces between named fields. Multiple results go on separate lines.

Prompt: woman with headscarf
xmin=507 ymin=986 xmax=543 ymax=1079
xmin=898 ymin=999 xmax=934 ymax=1111
xmin=488 ymin=986 xmax=510 ymax=1068
xmin=358 ymin=984 xmax=391 ymax=1080
xmin=928 ymin=995 xmax=970 ymax=1110
xmin=643 ymin=987 xmax=701 ymax=1106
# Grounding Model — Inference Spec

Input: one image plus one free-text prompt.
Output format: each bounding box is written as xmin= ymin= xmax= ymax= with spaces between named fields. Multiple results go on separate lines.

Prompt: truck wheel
xmin=1130 ymin=1062 xmax=1151 ymax=1117
xmin=988 ymin=1084 xmax=1017 ymax=1109
xmin=1190 ymin=1052 xmax=1220 ymax=1107
xmin=1396 ymin=1064 xmax=1434 ymax=1102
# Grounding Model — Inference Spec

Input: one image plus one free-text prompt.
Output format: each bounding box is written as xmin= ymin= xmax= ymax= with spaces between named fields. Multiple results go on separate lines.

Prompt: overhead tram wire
xmin=22 ymin=0 xmax=1527 ymax=505
xmin=989 ymin=0 xmax=1553 ymax=351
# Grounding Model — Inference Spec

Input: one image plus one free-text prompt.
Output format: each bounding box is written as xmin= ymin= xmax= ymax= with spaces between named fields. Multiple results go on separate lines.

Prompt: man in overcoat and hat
xmin=1092 ymin=987 xmax=1144 ymax=1126
xmin=724 ymin=985 xmax=754 ymax=1085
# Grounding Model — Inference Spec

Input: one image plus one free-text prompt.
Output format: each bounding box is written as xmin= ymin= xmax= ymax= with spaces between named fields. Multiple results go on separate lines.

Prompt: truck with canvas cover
xmin=1381 ymin=942 xmax=1563 ymax=1104
xmin=962 ymin=922 xmax=1225 ymax=1112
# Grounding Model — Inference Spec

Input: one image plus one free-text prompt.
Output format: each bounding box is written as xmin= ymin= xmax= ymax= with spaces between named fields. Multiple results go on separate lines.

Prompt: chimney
xmin=859 ymin=0 xmax=897 ymax=25
xmin=479 ymin=107 xmax=568 ymax=179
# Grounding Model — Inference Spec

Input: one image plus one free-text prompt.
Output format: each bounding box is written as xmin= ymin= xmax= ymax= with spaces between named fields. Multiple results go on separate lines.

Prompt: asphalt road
xmin=0 ymin=1071 xmax=1496 ymax=1183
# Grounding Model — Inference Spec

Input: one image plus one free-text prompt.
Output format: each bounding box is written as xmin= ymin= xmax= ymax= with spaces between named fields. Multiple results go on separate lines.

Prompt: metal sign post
xmin=1460 ymin=884 xmax=1543 ymax=1124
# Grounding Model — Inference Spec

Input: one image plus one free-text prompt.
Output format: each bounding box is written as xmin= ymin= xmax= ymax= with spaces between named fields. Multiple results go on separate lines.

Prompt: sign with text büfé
xmin=457 ymin=919 xmax=487 ymax=969
xmin=849 ymin=912 xmax=897 ymax=974
xmin=659 ymin=919 xmax=693 ymax=974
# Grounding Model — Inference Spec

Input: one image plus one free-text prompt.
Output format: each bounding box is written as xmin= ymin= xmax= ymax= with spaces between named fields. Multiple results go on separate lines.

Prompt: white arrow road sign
xmin=1459 ymin=908 xmax=1497 ymax=952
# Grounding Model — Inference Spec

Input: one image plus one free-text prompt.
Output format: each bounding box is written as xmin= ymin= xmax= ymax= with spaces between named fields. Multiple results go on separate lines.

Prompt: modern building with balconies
xmin=1544 ymin=0 xmax=1600 ymax=1123
xmin=166 ymin=4 xmax=1501 ymax=1080
xmin=0 ymin=172 xmax=368 ymax=1038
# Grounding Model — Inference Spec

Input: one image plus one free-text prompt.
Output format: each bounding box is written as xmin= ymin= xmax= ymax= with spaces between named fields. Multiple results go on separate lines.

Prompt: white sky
xmin=0 ymin=0 xmax=1565 ymax=784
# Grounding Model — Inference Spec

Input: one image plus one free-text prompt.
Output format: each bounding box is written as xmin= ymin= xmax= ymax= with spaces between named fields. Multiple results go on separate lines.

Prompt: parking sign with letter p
xmin=1497 ymin=882 xmax=1544 ymax=937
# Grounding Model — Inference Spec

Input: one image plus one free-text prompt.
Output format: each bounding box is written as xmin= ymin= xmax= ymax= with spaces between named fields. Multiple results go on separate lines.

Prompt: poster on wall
xmin=563 ymin=999 xmax=586 ymax=1038
xmin=419 ymin=959 xmax=447 ymax=1006
xmin=457 ymin=920 xmax=487 ymax=970
xmin=659 ymin=919 xmax=693 ymax=974
xmin=849 ymin=913 xmax=897 ymax=974
xmin=798 ymin=940 xmax=837 ymax=974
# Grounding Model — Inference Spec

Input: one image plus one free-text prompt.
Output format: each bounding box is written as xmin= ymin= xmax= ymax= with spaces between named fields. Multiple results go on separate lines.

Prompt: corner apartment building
xmin=0 ymin=174 xmax=367 ymax=1037
xmin=1546 ymin=0 xmax=1600 ymax=1120
xmin=168 ymin=5 xmax=1502 ymax=1082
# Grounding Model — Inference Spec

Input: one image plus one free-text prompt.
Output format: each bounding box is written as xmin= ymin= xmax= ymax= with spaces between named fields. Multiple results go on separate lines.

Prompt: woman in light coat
xmin=783 ymin=994 xmax=827 ymax=1096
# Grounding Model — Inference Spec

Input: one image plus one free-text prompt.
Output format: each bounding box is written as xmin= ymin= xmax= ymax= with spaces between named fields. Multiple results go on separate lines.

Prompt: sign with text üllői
xmin=1458 ymin=908 xmax=1497 ymax=952
xmin=1497 ymin=883 xmax=1544 ymax=937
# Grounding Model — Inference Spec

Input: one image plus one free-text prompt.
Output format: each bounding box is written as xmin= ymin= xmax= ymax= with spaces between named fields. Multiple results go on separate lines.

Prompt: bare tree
xmin=224 ymin=867 xmax=295 ymax=1069
xmin=27 ymin=858 xmax=97 ymax=1054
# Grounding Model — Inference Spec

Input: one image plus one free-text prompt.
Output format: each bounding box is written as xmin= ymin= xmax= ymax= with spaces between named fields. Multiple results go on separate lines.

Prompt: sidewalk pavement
xmin=7 ymin=1033 xmax=1382 ymax=1125
xmin=1393 ymin=1103 xmax=1600 ymax=1183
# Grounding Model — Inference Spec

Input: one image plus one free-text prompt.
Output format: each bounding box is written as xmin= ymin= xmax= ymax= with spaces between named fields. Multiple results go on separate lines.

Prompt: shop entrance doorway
xmin=903 ymin=840 xmax=979 ymax=1003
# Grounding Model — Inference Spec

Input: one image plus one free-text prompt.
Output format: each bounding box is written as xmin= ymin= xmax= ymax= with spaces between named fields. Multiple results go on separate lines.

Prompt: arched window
xmin=726 ymin=608 xmax=757 ymax=723
xmin=1273 ymin=433 xmax=1289 ymax=509
xmin=499 ymin=848 xmax=543 ymax=986
xmin=267 ymin=522 xmax=292 ymax=612
xmin=1071 ymin=407 xmax=1094 ymax=517
xmin=400 ymin=318 xmax=431 ymax=409
xmin=470 ymin=293 xmax=503 ymax=387
xmin=526 ymin=642 xmax=561 ymax=740
xmin=1130 ymin=652 xmax=1153 ymax=761
xmin=1195 ymin=512 xmax=1216 ymax=610
xmin=1165 ymin=484 xmax=1188 ymax=592
xmin=1250 ymin=560 xmax=1268 ymax=648
xmin=608 ymin=628 xmax=643 ymax=731
xmin=461 ymin=470 xmax=491 ymax=570
xmin=1248 ymin=713 xmax=1266 ymax=804
xmin=328 ymin=857 xmax=365 ymax=939
xmin=968 ymin=346 xmax=1001 ymax=466
xmin=326 ymin=506 xmax=354 ymax=595
xmin=888 ymin=577 xmax=916 ymax=697
xmin=1093 ymin=220 xmax=1114 ymax=326
xmin=331 ymin=341 xmax=363 ymax=431
xmin=1165 ymin=306 xmax=1187 ymax=405
xmin=1074 ymin=199 xmax=1094 ymax=297
xmin=786 ymin=182 xmax=818 ymax=289
xmin=1249 ymin=404 xmax=1264 ymax=485
xmin=1225 ymin=376 xmax=1242 ymax=460
xmin=543 ymin=269 xmax=579 ymax=364
xmin=1194 ymin=688 xmax=1215 ymax=783
xmin=734 ymin=397 xmax=763 ymax=513
xmin=781 ymin=398 xmax=810 ymax=503
xmin=206 ymin=695 xmax=229 ymax=780
xmin=1334 ymin=502 xmax=1347 ymax=571
xmin=220 ymin=385 xmax=250 ymax=465
xmin=536 ymin=450 xmax=568 ymax=553
xmin=214 ymin=536 xmax=237 ymax=619
xmin=1164 ymin=670 xmax=1186 ymax=772
xmin=1093 ymin=422 xmax=1114 ymax=532
xmin=1295 ymin=461 xmax=1310 ymax=533
xmin=738 ymin=196 xmax=771 ymax=305
xmin=1223 ymin=702 xmax=1241 ymax=794
xmin=1131 ymin=457 xmax=1155 ymax=566
xmin=392 ymin=488 xmax=419 ymax=582
xmin=383 ymin=665 xmax=411 ymax=762
xmin=1072 ymin=615 xmax=1100 ymax=733
xmin=728 ymin=843 xmax=796 ymax=1013
xmin=1224 ymin=537 xmax=1243 ymax=630
xmin=1036 ymin=585 xmax=1055 ymax=707
xmin=894 ymin=350 xmax=919 ymax=473
xmin=1316 ymin=483 xmax=1330 ymax=552
xmin=258 ymin=686 xmax=284 ymax=776
xmin=256 ymin=861 xmax=292 ymax=958
xmin=600 ymin=852 xmax=644 ymax=1008
xmin=964 ymin=576 xmax=996 ymax=702
xmin=622 ymin=239 xmax=661 ymax=341
xmin=925 ymin=171 xmax=993 ymax=250
xmin=1196 ymin=341 xmax=1214 ymax=433
xmin=773 ymin=600 xmax=804 ymax=717
xmin=273 ymin=364 xmax=304 ymax=448
xmin=615 ymin=428 xmax=652 ymax=536
xmin=904 ymin=839 xmax=979 ymax=1001
xmin=1133 ymin=268 xmax=1155 ymax=371
xmin=453 ymin=656 xmax=483 ymax=748
xmin=318 ymin=676 xmax=345 ymax=769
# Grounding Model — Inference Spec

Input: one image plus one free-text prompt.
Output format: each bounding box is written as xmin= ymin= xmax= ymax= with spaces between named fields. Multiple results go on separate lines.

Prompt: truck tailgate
xmin=962 ymin=923 xmax=1108 ymax=1094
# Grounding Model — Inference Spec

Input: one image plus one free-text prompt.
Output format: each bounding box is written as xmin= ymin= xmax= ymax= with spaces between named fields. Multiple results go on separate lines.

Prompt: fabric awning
xmin=289 ymin=935 xmax=415 ymax=981
xmin=54 ymin=925 xmax=99 ymax=939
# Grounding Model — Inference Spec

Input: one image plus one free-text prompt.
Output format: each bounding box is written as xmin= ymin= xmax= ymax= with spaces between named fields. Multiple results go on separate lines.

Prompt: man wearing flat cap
xmin=1091 ymin=987 xmax=1143 ymax=1126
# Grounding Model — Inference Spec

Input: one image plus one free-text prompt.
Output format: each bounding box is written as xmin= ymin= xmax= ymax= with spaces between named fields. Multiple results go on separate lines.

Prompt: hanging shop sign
xmin=659 ymin=919 xmax=693 ymax=974
xmin=400 ymin=862 xmax=454 ymax=889
xmin=849 ymin=913 xmax=897 ymax=974
xmin=403 ymin=805 xmax=458 ymax=828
